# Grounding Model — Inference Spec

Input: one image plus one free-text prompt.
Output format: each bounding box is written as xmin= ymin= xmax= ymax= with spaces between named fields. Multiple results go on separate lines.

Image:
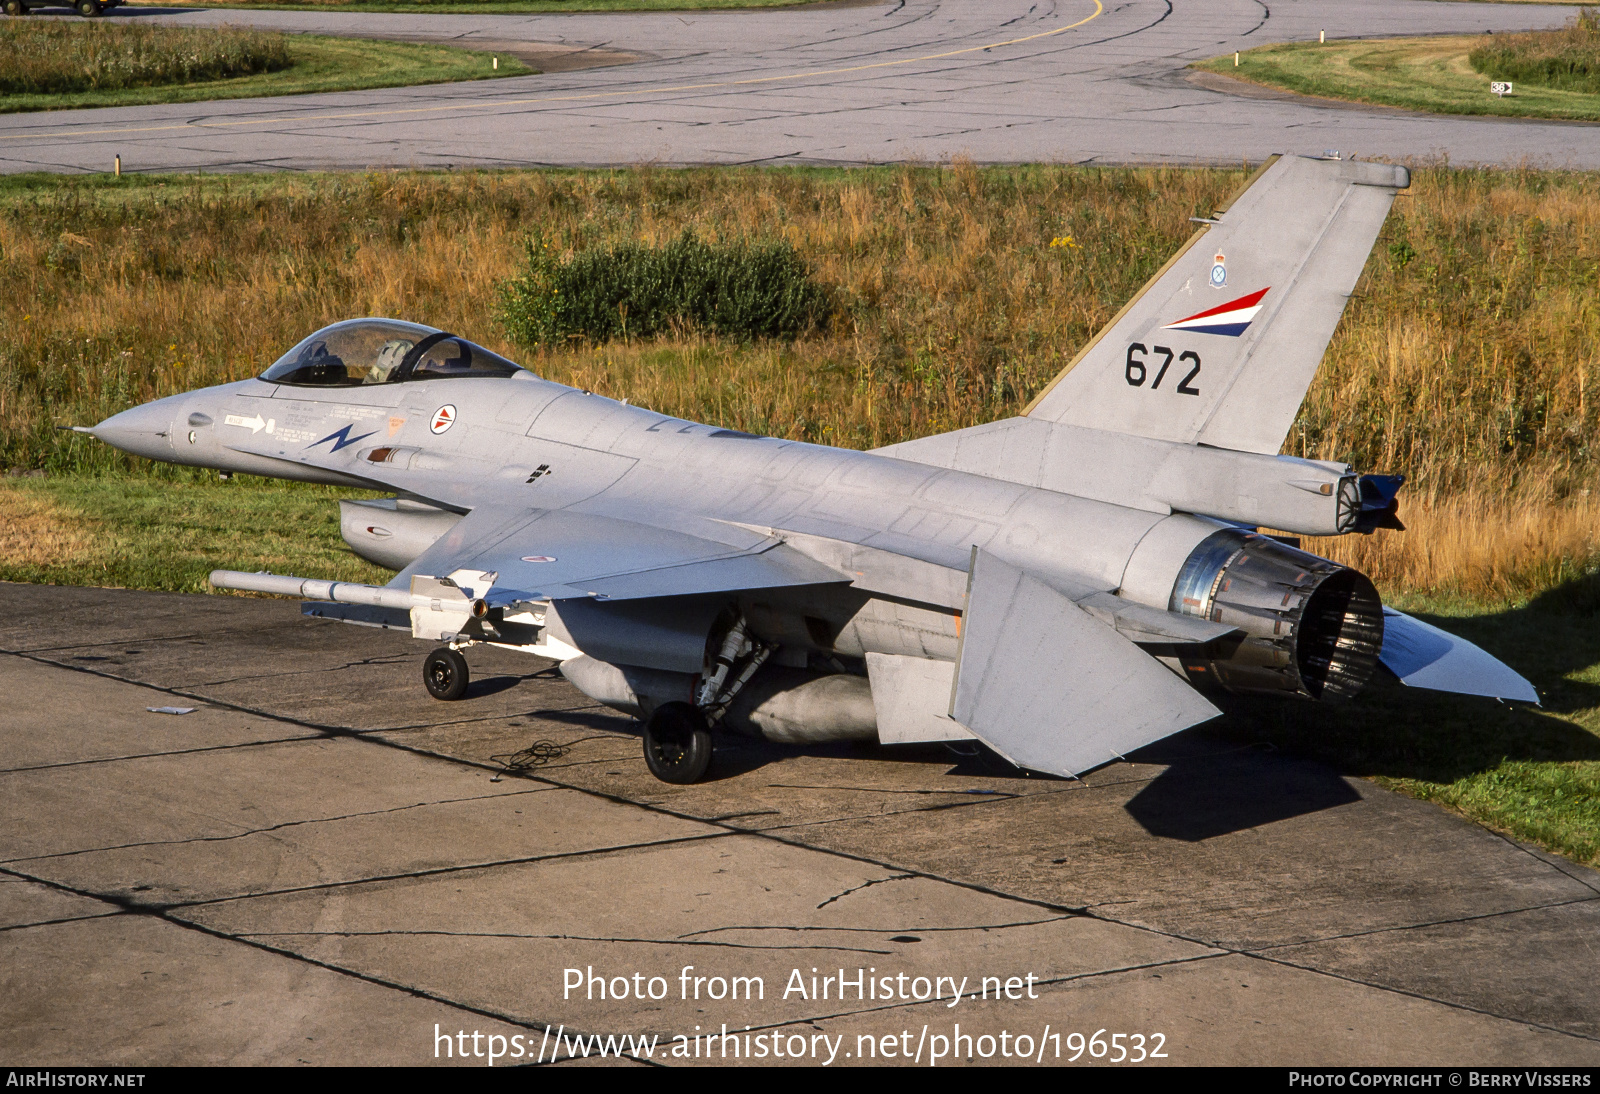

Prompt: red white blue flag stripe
xmin=1162 ymin=287 xmax=1270 ymax=337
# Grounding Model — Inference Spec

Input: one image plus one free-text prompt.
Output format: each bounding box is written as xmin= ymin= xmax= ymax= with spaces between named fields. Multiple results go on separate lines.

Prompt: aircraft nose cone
xmin=92 ymin=397 xmax=179 ymax=461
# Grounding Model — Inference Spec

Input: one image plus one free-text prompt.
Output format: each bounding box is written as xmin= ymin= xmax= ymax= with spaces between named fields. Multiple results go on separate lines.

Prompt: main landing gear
xmin=423 ymin=646 xmax=469 ymax=701
xmin=642 ymin=702 xmax=713 ymax=784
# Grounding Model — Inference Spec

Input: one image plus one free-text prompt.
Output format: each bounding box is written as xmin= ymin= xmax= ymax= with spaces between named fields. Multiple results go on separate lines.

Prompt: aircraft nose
xmin=91 ymin=398 xmax=179 ymax=461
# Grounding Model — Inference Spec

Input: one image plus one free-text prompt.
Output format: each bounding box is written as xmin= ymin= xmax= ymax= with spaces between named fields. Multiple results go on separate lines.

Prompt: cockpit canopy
xmin=261 ymin=319 xmax=531 ymax=387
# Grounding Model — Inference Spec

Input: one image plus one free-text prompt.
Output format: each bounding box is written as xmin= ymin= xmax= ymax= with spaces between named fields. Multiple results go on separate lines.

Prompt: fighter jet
xmin=86 ymin=154 xmax=1536 ymax=784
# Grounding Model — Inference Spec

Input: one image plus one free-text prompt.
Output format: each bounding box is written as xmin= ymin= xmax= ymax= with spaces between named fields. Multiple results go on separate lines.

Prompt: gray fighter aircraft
xmin=85 ymin=155 xmax=1536 ymax=784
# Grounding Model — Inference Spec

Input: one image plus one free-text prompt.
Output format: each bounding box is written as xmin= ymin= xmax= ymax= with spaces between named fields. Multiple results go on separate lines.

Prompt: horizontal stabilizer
xmin=952 ymin=550 xmax=1220 ymax=777
xmin=1379 ymin=608 xmax=1538 ymax=704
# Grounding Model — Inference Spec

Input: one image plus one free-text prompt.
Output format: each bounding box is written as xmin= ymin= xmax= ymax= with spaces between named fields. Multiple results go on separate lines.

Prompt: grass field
xmin=2 ymin=20 xmax=290 ymax=95
xmin=0 ymin=163 xmax=1597 ymax=865
xmin=0 ymin=24 xmax=530 ymax=113
xmin=1194 ymin=35 xmax=1600 ymax=122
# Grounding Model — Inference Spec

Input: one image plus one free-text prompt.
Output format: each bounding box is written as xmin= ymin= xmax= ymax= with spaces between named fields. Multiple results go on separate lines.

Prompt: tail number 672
xmin=1125 ymin=344 xmax=1200 ymax=395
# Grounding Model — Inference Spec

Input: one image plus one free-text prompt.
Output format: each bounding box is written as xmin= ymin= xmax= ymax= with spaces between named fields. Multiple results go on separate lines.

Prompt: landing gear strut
xmin=642 ymin=702 xmax=712 ymax=784
xmin=423 ymin=646 xmax=469 ymax=701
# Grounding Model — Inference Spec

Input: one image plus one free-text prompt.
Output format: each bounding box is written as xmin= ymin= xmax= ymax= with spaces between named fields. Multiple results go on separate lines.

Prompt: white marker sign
xmin=1491 ymin=81 xmax=1513 ymax=97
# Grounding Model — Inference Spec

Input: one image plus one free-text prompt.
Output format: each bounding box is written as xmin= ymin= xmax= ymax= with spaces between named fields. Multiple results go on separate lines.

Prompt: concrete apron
xmin=2 ymin=583 xmax=1597 ymax=1066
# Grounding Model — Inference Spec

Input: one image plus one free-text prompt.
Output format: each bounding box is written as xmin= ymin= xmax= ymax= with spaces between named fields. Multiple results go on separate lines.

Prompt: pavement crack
xmin=1243 ymin=895 xmax=1600 ymax=954
xmin=0 ymin=910 xmax=125 ymax=933
xmin=766 ymin=783 xmax=1022 ymax=799
xmin=168 ymin=830 xmax=734 ymax=910
xmin=0 ymin=733 xmax=323 ymax=775
xmin=678 ymin=914 xmax=1078 ymax=940
xmin=1 ymin=788 xmax=555 ymax=867
xmin=185 ymin=652 xmax=414 ymax=688
xmin=816 ymin=873 xmax=916 ymax=910
xmin=229 ymin=929 xmax=894 ymax=956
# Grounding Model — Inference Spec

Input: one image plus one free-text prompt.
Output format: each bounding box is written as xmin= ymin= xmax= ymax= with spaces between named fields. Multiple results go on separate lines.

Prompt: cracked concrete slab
xmin=0 ymin=876 xmax=118 ymax=931
xmin=1263 ymin=900 xmax=1600 ymax=1040
xmin=0 ymin=653 xmax=315 ymax=771
xmin=182 ymin=836 xmax=1218 ymax=1031
xmin=13 ymin=784 xmax=717 ymax=908
xmin=4 ymin=585 xmax=581 ymax=733
xmin=0 ymin=731 xmax=535 ymax=862
xmin=763 ymin=761 xmax=1600 ymax=951
xmin=1 ymin=914 xmax=529 ymax=1066
xmin=802 ymin=954 xmax=1600 ymax=1067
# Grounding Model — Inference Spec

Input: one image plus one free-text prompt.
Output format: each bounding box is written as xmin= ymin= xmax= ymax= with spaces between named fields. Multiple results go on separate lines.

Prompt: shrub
xmin=1469 ymin=8 xmax=1600 ymax=95
xmin=496 ymin=231 xmax=833 ymax=346
xmin=0 ymin=21 xmax=292 ymax=96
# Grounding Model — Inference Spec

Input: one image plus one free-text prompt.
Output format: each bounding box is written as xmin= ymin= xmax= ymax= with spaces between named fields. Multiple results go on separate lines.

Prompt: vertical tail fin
xmin=1025 ymin=155 xmax=1408 ymax=455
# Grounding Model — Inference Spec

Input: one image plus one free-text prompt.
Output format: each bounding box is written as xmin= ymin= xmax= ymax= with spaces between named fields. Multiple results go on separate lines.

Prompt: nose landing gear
xmin=423 ymin=646 xmax=469 ymax=701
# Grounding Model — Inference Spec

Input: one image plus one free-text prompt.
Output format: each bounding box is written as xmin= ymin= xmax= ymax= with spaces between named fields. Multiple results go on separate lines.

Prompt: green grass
xmin=127 ymin=0 xmax=821 ymax=12
xmin=0 ymin=473 xmax=388 ymax=592
xmin=1472 ymin=8 xmax=1600 ymax=94
xmin=498 ymin=231 xmax=834 ymax=346
xmin=1194 ymin=35 xmax=1600 ymax=121
xmin=0 ymin=31 xmax=531 ymax=114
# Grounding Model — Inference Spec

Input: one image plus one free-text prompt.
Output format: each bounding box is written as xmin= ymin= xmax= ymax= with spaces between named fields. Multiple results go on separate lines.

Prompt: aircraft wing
xmin=951 ymin=549 xmax=1221 ymax=777
xmin=1378 ymin=608 xmax=1539 ymax=704
xmin=390 ymin=504 xmax=848 ymax=604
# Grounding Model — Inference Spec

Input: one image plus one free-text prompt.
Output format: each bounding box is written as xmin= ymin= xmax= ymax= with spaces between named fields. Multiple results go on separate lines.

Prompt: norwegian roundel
xmin=430 ymin=404 xmax=456 ymax=435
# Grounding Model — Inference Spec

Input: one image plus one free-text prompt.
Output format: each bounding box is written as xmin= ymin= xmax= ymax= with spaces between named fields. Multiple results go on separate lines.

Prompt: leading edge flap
xmin=951 ymin=549 xmax=1220 ymax=777
xmin=391 ymin=504 xmax=848 ymax=604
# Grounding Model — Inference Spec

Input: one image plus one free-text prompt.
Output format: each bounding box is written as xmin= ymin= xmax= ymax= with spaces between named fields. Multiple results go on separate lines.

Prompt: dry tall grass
xmin=0 ymin=21 xmax=291 ymax=95
xmin=2 ymin=165 xmax=1596 ymax=601
xmin=1471 ymin=7 xmax=1600 ymax=94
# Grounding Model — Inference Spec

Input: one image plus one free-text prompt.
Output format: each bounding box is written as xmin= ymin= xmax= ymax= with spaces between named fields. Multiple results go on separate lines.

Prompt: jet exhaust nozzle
xmin=1168 ymin=529 xmax=1383 ymax=700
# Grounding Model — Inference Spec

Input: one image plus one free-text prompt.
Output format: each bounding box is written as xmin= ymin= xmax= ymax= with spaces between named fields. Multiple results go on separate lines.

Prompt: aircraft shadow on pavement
xmin=519 ymin=706 xmax=638 ymax=734
xmin=1120 ymin=742 xmax=1361 ymax=843
xmin=463 ymin=673 xmax=525 ymax=700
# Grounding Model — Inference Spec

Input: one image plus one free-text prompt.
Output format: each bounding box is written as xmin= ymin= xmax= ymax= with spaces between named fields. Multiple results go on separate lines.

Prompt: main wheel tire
xmin=4 ymin=0 xmax=25 ymax=15
xmin=642 ymin=702 xmax=713 ymax=784
xmin=77 ymin=0 xmax=101 ymax=15
xmin=423 ymin=647 xmax=469 ymax=701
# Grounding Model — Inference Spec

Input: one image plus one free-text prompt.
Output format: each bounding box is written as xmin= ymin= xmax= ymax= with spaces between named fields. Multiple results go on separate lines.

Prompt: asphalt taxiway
xmin=1 ymin=0 xmax=1592 ymax=175
xmin=3 ymin=582 xmax=1598 ymax=1065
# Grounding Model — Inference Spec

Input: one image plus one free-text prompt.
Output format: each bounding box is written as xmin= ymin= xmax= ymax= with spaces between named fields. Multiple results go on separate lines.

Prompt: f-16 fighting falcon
xmin=84 ymin=155 xmax=1537 ymax=785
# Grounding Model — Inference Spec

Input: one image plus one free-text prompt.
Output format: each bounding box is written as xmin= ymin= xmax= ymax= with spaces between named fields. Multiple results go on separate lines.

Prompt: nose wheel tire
xmin=77 ymin=0 xmax=101 ymax=14
xmin=423 ymin=647 xmax=469 ymax=701
xmin=3 ymin=1 xmax=26 ymax=16
xmin=642 ymin=702 xmax=713 ymax=784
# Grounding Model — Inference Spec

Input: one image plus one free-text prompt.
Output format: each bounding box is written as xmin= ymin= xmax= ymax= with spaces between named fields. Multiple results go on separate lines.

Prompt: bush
xmin=0 ymin=22 xmax=292 ymax=95
xmin=496 ymin=231 xmax=833 ymax=346
xmin=1469 ymin=8 xmax=1600 ymax=95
